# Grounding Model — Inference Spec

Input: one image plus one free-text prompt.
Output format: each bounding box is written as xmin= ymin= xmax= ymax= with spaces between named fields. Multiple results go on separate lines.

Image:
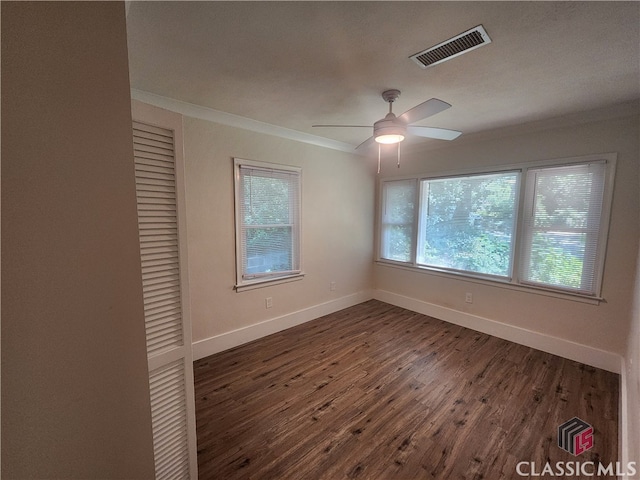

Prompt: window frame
xmin=233 ymin=158 xmax=303 ymax=291
xmin=415 ymin=170 xmax=521 ymax=280
xmin=376 ymin=153 xmax=617 ymax=302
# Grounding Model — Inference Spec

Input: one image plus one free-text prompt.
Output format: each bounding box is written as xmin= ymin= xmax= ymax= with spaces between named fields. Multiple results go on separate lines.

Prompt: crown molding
xmin=403 ymin=100 xmax=640 ymax=155
xmin=130 ymin=89 xmax=358 ymax=155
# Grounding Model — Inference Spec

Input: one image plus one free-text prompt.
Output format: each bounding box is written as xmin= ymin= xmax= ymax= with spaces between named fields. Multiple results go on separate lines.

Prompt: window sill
xmin=235 ymin=273 xmax=305 ymax=292
xmin=375 ymin=260 xmax=604 ymax=305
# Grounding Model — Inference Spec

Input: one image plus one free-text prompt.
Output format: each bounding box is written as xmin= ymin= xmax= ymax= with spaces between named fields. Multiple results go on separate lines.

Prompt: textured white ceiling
xmin=126 ymin=1 xmax=640 ymax=149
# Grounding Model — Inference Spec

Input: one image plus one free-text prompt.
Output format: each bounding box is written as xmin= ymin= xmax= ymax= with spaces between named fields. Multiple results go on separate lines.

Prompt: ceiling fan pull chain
xmin=377 ymin=143 xmax=381 ymax=174
xmin=397 ymin=142 xmax=401 ymax=168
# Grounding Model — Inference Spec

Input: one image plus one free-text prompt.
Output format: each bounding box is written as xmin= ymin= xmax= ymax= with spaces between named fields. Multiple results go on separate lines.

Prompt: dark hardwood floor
xmin=194 ymin=300 xmax=619 ymax=479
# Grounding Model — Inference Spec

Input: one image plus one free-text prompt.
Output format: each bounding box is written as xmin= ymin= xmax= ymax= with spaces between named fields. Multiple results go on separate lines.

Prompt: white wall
xmin=623 ymin=246 xmax=640 ymax=475
xmin=2 ymin=2 xmax=155 ymax=478
xmin=622 ymin=156 xmax=640 ymax=475
xmin=374 ymin=114 xmax=639 ymax=366
xmin=182 ymin=117 xmax=375 ymax=357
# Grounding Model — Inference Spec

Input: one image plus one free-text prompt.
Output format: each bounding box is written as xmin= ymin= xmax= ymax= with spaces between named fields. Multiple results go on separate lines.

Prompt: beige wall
xmin=2 ymin=3 xmax=155 ymax=478
xmin=183 ymin=117 xmax=375 ymax=344
xmin=374 ymin=114 xmax=639 ymax=356
xmin=626 ymin=246 xmax=640 ymax=473
xmin=624 ymin=136 xmax=640 ymax=471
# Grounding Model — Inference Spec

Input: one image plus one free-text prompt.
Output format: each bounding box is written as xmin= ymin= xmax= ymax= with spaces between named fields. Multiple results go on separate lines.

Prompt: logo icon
xmin=558 ymin=417 xmax=593 ymax=456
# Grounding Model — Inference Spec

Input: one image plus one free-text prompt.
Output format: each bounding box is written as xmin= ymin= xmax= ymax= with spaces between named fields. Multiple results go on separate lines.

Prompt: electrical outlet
xmin=330 ymin=281 xmax=336 ymax=291
xmin=465 ymin=293 xmax=473 ymax=304
xmin=265 ymin=297 xmax=273 ymax=309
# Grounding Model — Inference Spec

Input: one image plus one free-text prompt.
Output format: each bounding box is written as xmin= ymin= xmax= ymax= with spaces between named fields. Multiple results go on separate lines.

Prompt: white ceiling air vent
xmin=410 ymin=25 xmax=492 ymax=69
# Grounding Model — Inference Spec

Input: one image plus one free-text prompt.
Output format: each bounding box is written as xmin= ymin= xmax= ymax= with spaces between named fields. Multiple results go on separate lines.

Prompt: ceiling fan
xmin=313 ymin=89 xmax=462 ymax=151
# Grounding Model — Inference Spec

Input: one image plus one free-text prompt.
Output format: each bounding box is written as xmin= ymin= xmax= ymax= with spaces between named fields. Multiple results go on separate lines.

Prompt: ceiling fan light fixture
xmin=375 ymin=133 xmax=405 ymax=144
xmin=373 ymin=116 xmax=406 ymax=144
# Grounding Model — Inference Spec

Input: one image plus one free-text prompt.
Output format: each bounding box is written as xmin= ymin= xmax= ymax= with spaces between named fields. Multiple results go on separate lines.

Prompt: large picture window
xmin=417 ymin=172 xmax=519 ymax=278
xmin=234 ymin=159 xmax=302 ymax=288
xmin=378 ymin=154 xmax=615 ymax=298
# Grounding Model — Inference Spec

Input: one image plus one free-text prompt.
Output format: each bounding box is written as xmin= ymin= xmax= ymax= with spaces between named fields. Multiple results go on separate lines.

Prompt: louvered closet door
xmin=133 ymin=120 xmax=197 ymax=480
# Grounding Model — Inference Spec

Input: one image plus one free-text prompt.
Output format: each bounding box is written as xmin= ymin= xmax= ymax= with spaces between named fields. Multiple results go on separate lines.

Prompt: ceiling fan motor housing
xmin=374 ymin=113 xmax=407 ymax=143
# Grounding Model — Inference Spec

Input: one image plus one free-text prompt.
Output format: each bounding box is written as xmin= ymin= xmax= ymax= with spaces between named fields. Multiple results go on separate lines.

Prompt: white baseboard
xmin=192 ymin=290 xmax=373 ymax=361
xmin=620 ymin=359 xmax=629 ymax=477
xmin=192 ymin=288 xmax=622 ymax=373
xmin=373 ymin=289 xmax=622 ymax=374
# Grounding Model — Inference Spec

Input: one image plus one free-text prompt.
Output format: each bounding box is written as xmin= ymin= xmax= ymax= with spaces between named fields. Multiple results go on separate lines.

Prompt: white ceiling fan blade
xmin=355 ymin=136 xmax=376 ymax=151
xmin=399 ymin=98 xmax=451 ymax=125
xmin=407 ymin=125 xmax=462 ymax=140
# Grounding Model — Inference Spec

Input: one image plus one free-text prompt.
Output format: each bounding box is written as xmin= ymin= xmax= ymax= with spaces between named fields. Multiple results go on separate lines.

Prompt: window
xmin=519 ymin=162 xmax=606 ymax=294
xmin=234 ymin=159 xmax=302 ymax=288
xmin=380 ymin=179 xmax=416 ymax=262
xmin=417 ymin=172 xmax=519 ymax=278
xmin=378 ymin=154 xmax=615 ymax=298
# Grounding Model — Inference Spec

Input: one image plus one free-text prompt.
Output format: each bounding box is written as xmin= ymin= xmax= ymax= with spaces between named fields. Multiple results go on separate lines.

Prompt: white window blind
xmin=380 ymin=179 xmax=416 ymax=263
xmin=519 ymin=162 xmax=606 ymax=295
xmin=235 ymin=160 xmax=301 ymax=286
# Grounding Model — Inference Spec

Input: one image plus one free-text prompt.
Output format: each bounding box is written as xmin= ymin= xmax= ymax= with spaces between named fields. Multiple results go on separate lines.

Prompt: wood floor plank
xmin=194 ymin=300 xmax=619 ymax=479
